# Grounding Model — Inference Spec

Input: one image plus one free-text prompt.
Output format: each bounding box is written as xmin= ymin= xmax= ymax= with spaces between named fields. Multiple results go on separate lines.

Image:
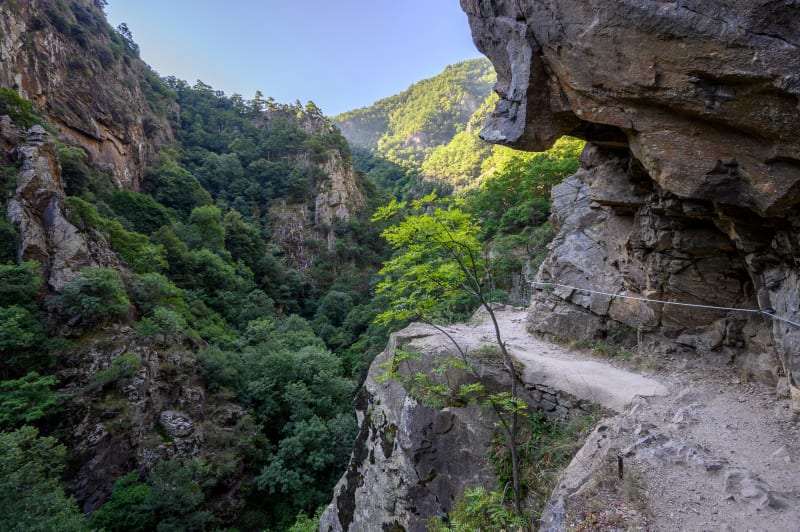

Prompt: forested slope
xmin=0 ymin=2 xmax=585 ymax=530
xmin=0 ymin=2 xmax=389 ymax=529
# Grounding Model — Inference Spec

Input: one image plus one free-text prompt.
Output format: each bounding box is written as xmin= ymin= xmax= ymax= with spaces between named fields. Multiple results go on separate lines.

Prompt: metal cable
xmin=530 ymin=281 xmax=800 ymax=329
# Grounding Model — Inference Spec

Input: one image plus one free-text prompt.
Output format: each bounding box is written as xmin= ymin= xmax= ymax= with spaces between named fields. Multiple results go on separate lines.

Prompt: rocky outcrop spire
xmin=5 ymin=122 xmax=101 ymax=289
xmin=460 ymin=1 xmax=800 ymax=407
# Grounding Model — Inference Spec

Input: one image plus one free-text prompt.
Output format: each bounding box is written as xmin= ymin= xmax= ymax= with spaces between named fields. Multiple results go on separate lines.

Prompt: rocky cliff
xmin=460 ymin=0 xmax=800 ymax=406
xmin=0 ymin=0 xmax=174 ymax=189
xmin=320 ymin=308 xmax=667 ymax=531
xmin=270 ymin=113 xmax=366 ymax=268
xmin=0 ymin=2 xmax=368 ymax=524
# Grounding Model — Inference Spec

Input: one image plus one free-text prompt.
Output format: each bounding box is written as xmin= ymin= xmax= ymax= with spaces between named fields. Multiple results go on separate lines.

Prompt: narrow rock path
xmin=439 ymin=306 xmax=668 ymax=412
xmin=433 ymin=306 xmax=800 ymax=531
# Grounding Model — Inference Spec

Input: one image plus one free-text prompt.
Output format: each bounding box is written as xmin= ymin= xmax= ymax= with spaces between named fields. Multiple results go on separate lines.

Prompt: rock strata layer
xmin=460 ymin=0 xmax=800 ymax=405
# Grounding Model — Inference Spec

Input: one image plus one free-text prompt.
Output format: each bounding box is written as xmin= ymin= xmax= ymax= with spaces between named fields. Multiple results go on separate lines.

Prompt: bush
xmin=0 ymin=87 xmax=43 ymax=129
xmin=0 ymin=372 xmax=64 ymax=430
xmin=48 ymin=267 xmax=130 ymax=329
xmin=90 ymin=352 xmax=141 ymax=390
xmin=0 ymin=426 xmax=87 ymax=532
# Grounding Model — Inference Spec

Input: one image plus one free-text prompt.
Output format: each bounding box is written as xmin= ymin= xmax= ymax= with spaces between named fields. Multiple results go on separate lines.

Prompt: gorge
xmin=0 ymin=0 xmax=799 ymax=530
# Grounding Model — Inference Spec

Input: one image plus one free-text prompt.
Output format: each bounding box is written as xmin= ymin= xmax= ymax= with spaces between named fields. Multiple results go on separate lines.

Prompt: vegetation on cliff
xmin=0 ymin=2 xmax=585 ymax=529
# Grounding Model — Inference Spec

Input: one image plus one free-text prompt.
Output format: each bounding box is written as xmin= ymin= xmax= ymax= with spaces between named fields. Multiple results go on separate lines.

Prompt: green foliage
xmin=0 ymin=305 xmax=45 ymax=371
xmin=428 ymin=486 xmax=527 ymax=531
xmin=0 ymin=372 xmax=64 ymax=430
xmin=131 ymin=272 xmax=189 ymax=316
xmin=197 ymin=316 xmax=357 ymax=529
xmin=184 ymin=204 xmax=226 ymax=253
xmin=492 ymin=410 xmax=599 ymax=519
xmin=0 ymin=426 xmax=88 ymax=532
xmin=48 ymin=267 xmax=130 ymax=329
xmin=378 ymin=348 xmax=470 ymax=409
xmin=135 ymin=307 xmax=189 ymax=343
xmin=256 ymin=412 xmax=357 ymax=512
xmin=287 ymin=508 xmax=322 ymax=532
xmin=373 ymin=194 xmax=483 ymax=326
xmin=223 ymin=209 xmax=265 ymax=271
xmin=0 ymin=87 xmax=43 ymax=129
xmin=0 ymin=260 xmax=43 ymax=307
xmin=142 ymin=152 xmax=212 ymax=216
xmin=107 ymin=189 xmax=173 ymax=235
xmin=91 ymin=460 xmax=211 ymax=532
xmin=0 ymin=261 xmax=48 ymax=374
xmin=90 ymin=352 xmax=141 ymax=390
xmin=65 ymin=196 xmax=167 ymax=273
xmin=58 ymin=143 xmax=114 ymax=199
xmin=90 ymin=471 xmax=156 ymax=532
xmin=334 ymin=58 xmax=495 ymax=169
xmin=422 ymin=130 xmax=493 ymax=190
xmin=468 ymin=136 xmax=583 ymax=240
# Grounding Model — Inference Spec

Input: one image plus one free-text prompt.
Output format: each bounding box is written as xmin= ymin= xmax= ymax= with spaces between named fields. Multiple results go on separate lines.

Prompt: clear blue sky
xmin=105 ymin=1 xmax=483 ymax=116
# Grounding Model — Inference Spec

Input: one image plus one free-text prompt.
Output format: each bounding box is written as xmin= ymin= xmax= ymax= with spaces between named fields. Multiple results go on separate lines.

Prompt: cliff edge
xmin=460 ymin=0 xmax=800 ymax=408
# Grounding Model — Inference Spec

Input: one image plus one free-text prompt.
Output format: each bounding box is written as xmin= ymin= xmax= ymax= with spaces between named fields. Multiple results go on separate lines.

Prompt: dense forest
xmin=0 ymin=2 xmax=582 ymax=530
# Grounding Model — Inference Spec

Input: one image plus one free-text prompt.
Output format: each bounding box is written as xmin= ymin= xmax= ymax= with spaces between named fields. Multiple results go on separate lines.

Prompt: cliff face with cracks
xmin=460 ymin=0 xmax=800 ymax=405
xmin=0 ymin=0 xmax=174 ymax=189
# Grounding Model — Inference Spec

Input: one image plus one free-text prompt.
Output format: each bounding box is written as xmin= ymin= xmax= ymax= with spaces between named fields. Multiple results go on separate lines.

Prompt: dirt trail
xmin=437 ymin=306 xmax=800 ymax=531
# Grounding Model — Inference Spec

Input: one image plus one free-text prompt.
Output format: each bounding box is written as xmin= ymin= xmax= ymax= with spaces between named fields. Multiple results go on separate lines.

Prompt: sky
xmin=105 ymin=1 xmax=483 ymax=116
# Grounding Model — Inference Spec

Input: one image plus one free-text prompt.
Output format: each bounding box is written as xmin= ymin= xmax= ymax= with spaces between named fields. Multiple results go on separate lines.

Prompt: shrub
xmin=0 ymin=87 xmax=43 ymax=129
xmin=90 ymin=352 xmax=141 ymax=390
xmin=0 ymin=372 xmax=64 ymax=430
xmin=48 ymin=267 xmax=130 ymax=329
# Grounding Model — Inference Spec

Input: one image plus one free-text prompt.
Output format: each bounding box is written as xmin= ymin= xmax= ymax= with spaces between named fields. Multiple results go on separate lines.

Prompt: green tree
xmin=0 ymin=217 xmax=20 ymax=264
xmin=135 ymin=307 xmax=189 ymax=344
xmin=0 ymin=305 xmax=46 ymax=376
xmin=0 ymin=372 xmax=64 ymax=430
xmin=107 ymin=189 xmax=173 ymax=235
xmin=48 ymin=267 xmax=130 ymax=329
xmin=0 ymin=261 xmax=43 ymax=307
xmin=373 ymin=194 xmax=526 ymax=515
xmin=90 ymin=471 xmax=156 ymax=532
xmin=142 ymin=155 xmax=212 ymax=216
xmin=186 ymin=204 xmax=226 ymax=253
xmin=0 ymin=426 xmax=88 ymax=532
xmin=91 ymin=460 xmax=210 ymax=532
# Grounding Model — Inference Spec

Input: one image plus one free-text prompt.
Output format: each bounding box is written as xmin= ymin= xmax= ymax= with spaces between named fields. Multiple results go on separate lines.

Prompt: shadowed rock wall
xmin=460 ymin=0 xmax=800 ymax=404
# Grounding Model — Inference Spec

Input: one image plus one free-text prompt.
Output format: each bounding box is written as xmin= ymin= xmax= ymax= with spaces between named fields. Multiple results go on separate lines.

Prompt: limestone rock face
xmin=461 ymin=1 xmax=800 ymax=405
xmin=269 ymin=115 xmax=365 ymax=269
xmin=5 ymin=123 xmax=112 ymax=289
xmin=319 ymin=324 xmax=501 ymax=532
xmin=0 ymin=0 xmax=173 ymax=189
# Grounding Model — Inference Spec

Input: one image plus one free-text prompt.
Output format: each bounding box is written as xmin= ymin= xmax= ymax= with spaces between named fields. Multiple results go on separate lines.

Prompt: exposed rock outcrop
xmin=0 ymin=0 xmax=173 ymax=189
xmin=460 ymin=0 xmax=800 ymax=407
xmin=319 ymin=323 xmax=504 ymax=532
xmin=61 ymin=328 xmax=250 ymax=514
xmin=539 ymin=368 xmax=800 ymax=531
xmin=269 ymin=115 xmax=365 ymax=269
xmin=4 ymin=122 xmax=112 ymax=289
xmin=315 ymin=151 xmax=366 ymax=250
xmin=321 ymin=308 xmax=667 ymax=531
